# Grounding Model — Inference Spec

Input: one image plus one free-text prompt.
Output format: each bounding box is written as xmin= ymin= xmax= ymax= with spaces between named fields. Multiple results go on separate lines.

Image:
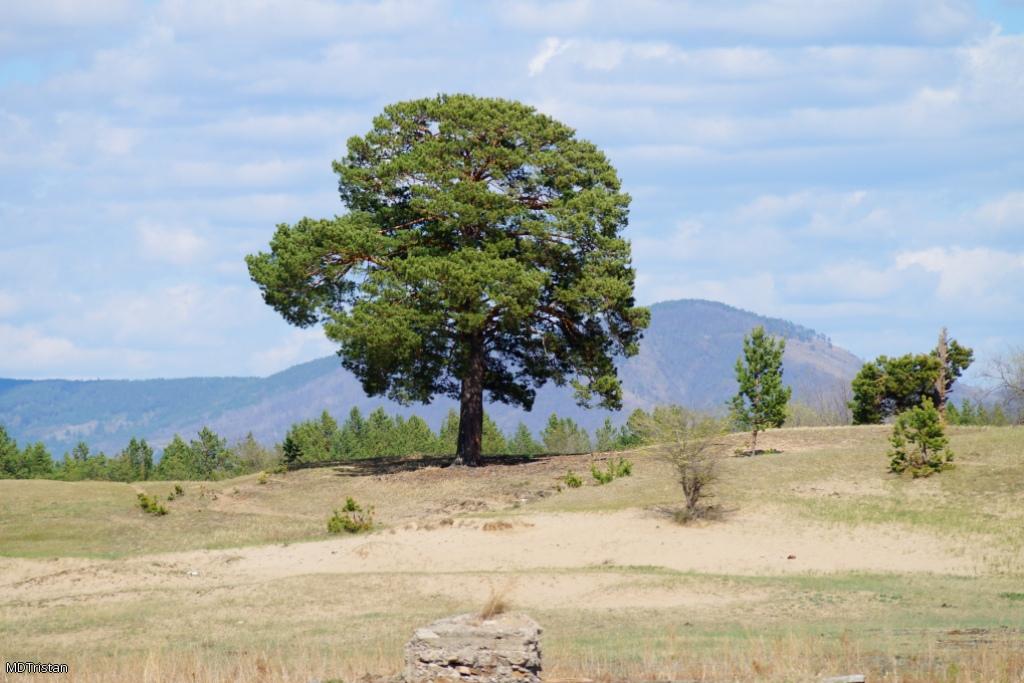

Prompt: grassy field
xmin=1 ymin=425 xmax=1023 ymax=682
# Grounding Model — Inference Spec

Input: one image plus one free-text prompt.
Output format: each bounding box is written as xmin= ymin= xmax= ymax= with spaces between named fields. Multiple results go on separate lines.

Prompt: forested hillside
xmin=0 ymin=299 xmax=862 ymax=455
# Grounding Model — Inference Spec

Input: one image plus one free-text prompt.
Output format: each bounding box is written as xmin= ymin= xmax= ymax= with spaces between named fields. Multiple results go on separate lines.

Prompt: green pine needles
xmin=850 ymin=336 xmax=973 ymax=424
xmin=730 ymin=326 xmax=792 ymax=455
xmin=888 ymin=399 xmax=955 ymax=478
xmin=590 ymin=456 xmax=632 ymax=485
xmin=327 ymin=497 xmax=375 ymax=534
xmin=246 ymin=94 xmax=649 ymax=466
xmin=136 ymin=493 xmax=168 ymax=516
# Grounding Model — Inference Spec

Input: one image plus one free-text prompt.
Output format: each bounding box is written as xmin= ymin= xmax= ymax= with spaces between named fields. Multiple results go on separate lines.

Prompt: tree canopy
xmin=851 ymin=337 xmax=973 ymax=424
xmin=729 ymin=326 xmax=791 ymax=454
xmin=247 ymin=94 xmax=648 ymax=465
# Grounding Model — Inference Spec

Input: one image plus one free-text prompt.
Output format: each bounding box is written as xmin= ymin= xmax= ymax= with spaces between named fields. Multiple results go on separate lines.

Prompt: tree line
xmin=2 ymin=323 xmax=1019 ymax=482
xmin=0 ymin=427 xmax=277 ymax=482
xmin=0 ymin=407 xmax=649 ymax=480
xmin=280 ymin=407 xmax=643 ymax=464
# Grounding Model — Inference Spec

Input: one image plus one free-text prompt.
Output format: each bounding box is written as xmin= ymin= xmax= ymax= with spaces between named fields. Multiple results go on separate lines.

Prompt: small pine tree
xmin=154 ymin=435 xmax=195 ymax=480
xmin=481 ymin=414 xmax=508 ymax=455
xmin=507 ymin=422 xmax=542 ymax=456
xmin=334 ymin=407 xmax=369 ymax=458
xmin=0 ymin=433 xmax=54 ymax=480
xmin=437 ymin=409 xmax=460 ymax=455
xmin=190 ymin=427 xmax=234 ymax=478
xmin=888 ymin=399 xmax=954 ymax=478
xmin=959 ymin=398 xmax=976 ymax=425
xmin=594 ymin=418 xmax=620 ymax=452
xmin=623 ymin=408 xmax=654 ymax=446
xmin=232 ymin=433 xmax=278 ymax=472
xmin=363 ymin=408 xmax=395 ymax=455
xmin=729 ymin=326 xmax=792 ymax=455
xmin=397 ymin=415 xmax=438 ymax=455
xmin=21 ymin=442 xmax=54 ymax=479
xmin=0 ymin=426 xmax=19 ymax=479
xmin=118 ymin=438 xmax=154 ymax=481
xmin=282 ymin=411 xmax=339 ymax=463
xmin=541 ymin=414 xmax=591 ymax=454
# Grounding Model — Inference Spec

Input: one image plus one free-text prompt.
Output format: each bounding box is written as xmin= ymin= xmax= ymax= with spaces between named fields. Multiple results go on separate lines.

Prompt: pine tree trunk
xmin=454 ymin=335 xmax=485 ymax=467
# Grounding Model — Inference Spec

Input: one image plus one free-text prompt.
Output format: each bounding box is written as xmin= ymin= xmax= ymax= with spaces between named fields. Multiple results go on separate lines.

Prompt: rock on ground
xmin=404 ymin=612 xmax=542 ymax=683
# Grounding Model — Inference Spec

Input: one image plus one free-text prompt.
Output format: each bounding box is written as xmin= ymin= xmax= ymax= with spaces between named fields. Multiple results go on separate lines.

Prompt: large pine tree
xmin=247 ymin=95 xmax=648 ymax=465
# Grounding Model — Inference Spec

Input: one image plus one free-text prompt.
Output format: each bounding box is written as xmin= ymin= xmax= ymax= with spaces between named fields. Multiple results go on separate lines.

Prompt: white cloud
xmin=0 ymin=0 xmax=136 ymax=26
xmin=973 ymin=190 xmax=1024 ymax=231
xmin=732 ymin=190 xmax=901 ymax=240
xmin=95 ymin=124 xmax=141 ymax=157
xmin=0 ymin=0 xmax=1021 ymax=380
xmin=633 ymin=219 xmax=703 ymax=261
xmin=0 ymin=1 xmax=139 ymax=55
xmin=167 ymin=159 xmax=321 ymax=189
xmin=249 ymin=327 xmax=336 ymax=376
xmin=640 ymin=272 xmax=779 ymax=316
xmin=783 ymin=261 xmax=900 ymax=300
xmin=0 ymin=322 xmax=159 ymax=379
xmin=895 ymin=247 xmax=1024 ymax=301
xmin=0 ymin=323 xmax=78 ymax=371
xmin=0 ymin=290 xmax=19 ymax=316
xmin=502 ymin=0 xmax=592 ymax=33
xmin=499 ymin=0 xmax=981 ymax=44
xmin=528 ymin=37 xmax=573 ymax=76
xmin=198 ymin=111 xmax=364 ymax=143
xmin=72 ymin=283 xmax=254 ymax=347
xmin=957 ymin=31 xmax=1024 ymax=122
xmin=137 ymin=222 xmax=206 ymax=265
xmin=156 ymin=0 xmax=441 ymax=40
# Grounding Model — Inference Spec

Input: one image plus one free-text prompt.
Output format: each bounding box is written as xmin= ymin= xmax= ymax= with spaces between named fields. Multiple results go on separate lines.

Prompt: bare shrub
xmin=987 ymin=347 xmax=1024 ymax=422
xmin=785 ymin=379 xmax=853 ymax=427
xmin=636 ymin=407 xmax=728 ymax=522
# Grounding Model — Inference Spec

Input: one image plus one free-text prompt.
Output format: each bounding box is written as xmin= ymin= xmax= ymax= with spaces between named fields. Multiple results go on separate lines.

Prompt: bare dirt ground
xmin=0 ymin=505 xmax=982 ymax=613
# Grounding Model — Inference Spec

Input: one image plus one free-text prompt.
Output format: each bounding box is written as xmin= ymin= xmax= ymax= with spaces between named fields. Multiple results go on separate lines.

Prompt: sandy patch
xmin=175 ymin=508 xmax=975 ymax=579
xmin=1 ymin=506 xmax=986 ymax=612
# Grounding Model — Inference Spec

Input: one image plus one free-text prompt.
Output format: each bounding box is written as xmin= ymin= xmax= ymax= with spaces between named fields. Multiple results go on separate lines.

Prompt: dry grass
xmin=2 ymin=425 xmax=1023 ymax=681
xmin=4 ymin=628 xmax=1021 ymax=682
xmin=478 ymin=581 xmax=513 ymax=620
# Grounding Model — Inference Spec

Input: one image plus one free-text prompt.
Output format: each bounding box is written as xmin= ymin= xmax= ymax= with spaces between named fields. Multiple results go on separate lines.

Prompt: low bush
xmin=591 ymin=456 xmax=632 ymax=485
xmin=257 ymin=471 xmax=269 ymax=485
xmin=166 ymin=484 xmax=185 ymax=501
xmin=327 ymin=497 xmax=375 ymax=534
xmin=137 ymin=493 xmax=168 ymax=516
xmin=614 ymin=457 xmax=632 ymax=477
xmin=563 ymin=470 xmax=583 ymax=488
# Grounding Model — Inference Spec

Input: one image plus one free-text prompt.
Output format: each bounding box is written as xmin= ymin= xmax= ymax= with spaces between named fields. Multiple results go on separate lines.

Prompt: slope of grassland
xmin=1 ymin=426 xmax=1023 ymax=682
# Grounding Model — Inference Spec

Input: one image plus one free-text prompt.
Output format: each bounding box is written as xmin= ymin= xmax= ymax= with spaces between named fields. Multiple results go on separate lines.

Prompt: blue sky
xmin=1 ymin=0 xmax=1022 ymax=381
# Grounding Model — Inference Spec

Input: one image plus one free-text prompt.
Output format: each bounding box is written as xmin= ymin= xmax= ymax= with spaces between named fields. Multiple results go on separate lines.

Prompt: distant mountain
xmin=0 ymin=299 xmax=864 ymax=456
